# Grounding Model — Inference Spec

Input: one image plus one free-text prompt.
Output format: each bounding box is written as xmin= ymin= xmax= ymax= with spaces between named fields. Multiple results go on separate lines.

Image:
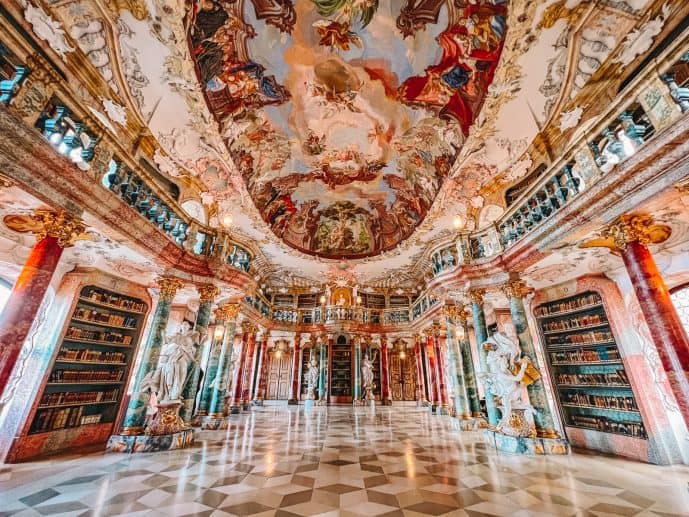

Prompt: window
xmin=0 ymin=278 xmax=12 ymax=313
xmin=671 ymin=284 xmax=689 ymax=334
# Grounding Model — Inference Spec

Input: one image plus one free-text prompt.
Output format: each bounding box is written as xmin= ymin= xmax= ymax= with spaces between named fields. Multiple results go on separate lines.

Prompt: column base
xmin=483 ymin=429 xmax=570 ymax=456
xmin=437 ymin=405 xmax=450 ymax=416
xmin=287 ymin=399 xmax=299 ymax=405
xmin=242 ymin=402 xmax=250 ymax=411
xmin=381 ymin=399 xmax=393 ymax=406
xmin=106 ymin=429 xmax=194 ymax=454
xmin=190 ymin=411 xmax=207 ymax=427
xmin=229 ymin=405 xmax=242 ymax=414
xmin=201 ymin=416 xmax=229 ymax=430
xmin=452 ymin=417 xmax=479 ymax=431
xmin=252 ymin=399 xmax=264 ymax=407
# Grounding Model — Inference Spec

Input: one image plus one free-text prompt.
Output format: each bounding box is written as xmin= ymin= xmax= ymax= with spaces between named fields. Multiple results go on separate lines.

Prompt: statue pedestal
xmin=452 ymin=417 xmax=479 ymax=431
xmin=304 ymin=399 xmax=314 ymax=411
xmin=146 ymin=400 xmax=186 ymax=436
xmin=201 ymin=416 xmax=229 ymax=430
xmin=483 ymin=429 xmax=570 ymax=456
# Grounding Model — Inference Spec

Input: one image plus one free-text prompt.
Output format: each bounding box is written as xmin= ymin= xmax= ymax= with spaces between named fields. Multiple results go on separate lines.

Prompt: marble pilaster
xmin=469 ymin=289 xmax=500 ymax=426
xmin=204 ymin=304 xmax=240 ymax=420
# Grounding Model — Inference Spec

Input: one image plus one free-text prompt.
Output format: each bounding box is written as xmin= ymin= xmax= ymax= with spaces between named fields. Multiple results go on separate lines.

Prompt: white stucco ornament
xmin=102 ymin=98 xmax=128 ymax=126
xmin=24 ymin=3 xmax=75 ymax=60
xmin=615 ymin=3 xmax=670 ymax=67
xmin=559 ymin=106 xmax=584 ymax=131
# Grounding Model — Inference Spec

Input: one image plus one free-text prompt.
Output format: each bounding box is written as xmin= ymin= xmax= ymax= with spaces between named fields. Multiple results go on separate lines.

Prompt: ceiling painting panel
xmin=188 ymin=0 xmax=508 ymax=259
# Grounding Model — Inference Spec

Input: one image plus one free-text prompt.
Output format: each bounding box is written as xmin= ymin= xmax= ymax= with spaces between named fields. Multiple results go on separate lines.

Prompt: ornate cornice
xmin=156 ymin=276 xmax=184 ymax=302
xmin=241 ymin=320 xmax=258 ymax=335
xmin=4 ymin=209 xmax=87 ymax=248
xmin=197 ymin=283 xmax=220 ymax=304
xmin=444 ymin=305 xmax=470 ymax=324
xmin=581 ymin=214 xmax=671 ymax=253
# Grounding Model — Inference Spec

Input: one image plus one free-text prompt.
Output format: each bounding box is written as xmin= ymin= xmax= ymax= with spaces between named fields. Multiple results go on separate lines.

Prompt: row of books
xmin=83 ymin=288 xmax=145 ymax=312
xmin=65 ymin=327 xmax=133 ymax=344
xmin=73 ymin=307 xmax=138 ymax=328
xmin=57 ymin=348 xmax=127 ymax=363
xmin=39 ymin=388 xmax=119 ymax=407
xmin=550 ymin=347 xmax=620 ymax=363
xmin=49 ymin=369 xmax=124 ymax=383
xmin=570 ymin=415 xmax=646 ymax=438
xmin=535 ymin=293 xmax=601 ymax=316
xmin=556 ymin=370 xmax=629 ymax=386
xmin=562 ymin=392 xmax=638 ymax=411
xmin=547 ymin=330 xmax=614 ymax=347
xmin=31 ymin=406 xmax=104 ymax=433
xmin=542 ymin=313 xmax=607 ymax=332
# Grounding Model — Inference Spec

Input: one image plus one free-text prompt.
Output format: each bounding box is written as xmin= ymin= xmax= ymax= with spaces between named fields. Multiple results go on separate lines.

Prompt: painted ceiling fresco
xmin=188 ymin=0 xmax=508 ymax=258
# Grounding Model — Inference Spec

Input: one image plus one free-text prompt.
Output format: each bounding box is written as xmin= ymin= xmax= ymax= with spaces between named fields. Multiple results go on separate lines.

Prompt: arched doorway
xmin=390 ymin=350 xmax=417 ymax=401
xmin=266 ymin=349 xmax=292 ymax=400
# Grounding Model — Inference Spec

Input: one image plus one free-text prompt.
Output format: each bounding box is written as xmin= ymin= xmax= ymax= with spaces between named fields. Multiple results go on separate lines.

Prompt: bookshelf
xmin=536 ymin=291 xmax=647 ymax=441
xmin=330 ymin=339 xmax=352 ymax=402
xmin=28 ymin=286 xmax=147 ymax=438
xmin=300 ymin=347 xmax=312 ymax=399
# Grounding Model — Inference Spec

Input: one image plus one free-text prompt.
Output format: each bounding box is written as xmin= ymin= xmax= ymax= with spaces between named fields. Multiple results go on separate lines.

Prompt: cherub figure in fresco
xmin=311 ymin=0 xmax=380 ymax=50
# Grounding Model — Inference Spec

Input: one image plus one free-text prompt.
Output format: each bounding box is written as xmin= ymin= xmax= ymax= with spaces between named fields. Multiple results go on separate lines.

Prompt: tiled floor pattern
xmin=1 ymin=406 xmax=689 ymax=516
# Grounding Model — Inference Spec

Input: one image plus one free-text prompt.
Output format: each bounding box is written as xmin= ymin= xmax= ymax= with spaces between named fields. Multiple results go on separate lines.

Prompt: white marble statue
xmin=480 ymin=332 xmax=536 ymax=437
xmin=306 ymin=357 xmax=319 ymax=399
xmin=141 ymin=322 xmax=200 ymax=403
xmin=361 ymin=351 xmax=377 ymax=390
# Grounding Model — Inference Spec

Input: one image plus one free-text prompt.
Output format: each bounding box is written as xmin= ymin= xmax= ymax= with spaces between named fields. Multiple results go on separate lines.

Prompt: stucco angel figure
xmin=480 ymin=332 xmax=537 ymax=437
xmin=141 ymin=321 xmax=200 ymax=403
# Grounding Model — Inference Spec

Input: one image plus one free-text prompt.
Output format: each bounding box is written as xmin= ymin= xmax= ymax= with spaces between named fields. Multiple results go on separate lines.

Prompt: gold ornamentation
xmin=4 ymin=209 xmax=87 ymax=248
xmin=0 ymin=173 xmax=14 ymax=189
xmin=218 ymin=303 xmax=241 ymax=322
xmin=443 ymin=305 xmax=461 ymax=321
xmin=156 ymin=276 xmax=184 ymax=302
xmin=115 ymin=0 xmax=149 ymax=20
xmin=197 ymin=284 xmax=220 ymax=304
xmin=467 ymin=288 xmax=485 ymax=305
xmin=580 ymin=214 xmax=671 ymax=253
xmin=501 ymin=279 xmax=532 ymax=300
xmin=213 ymin=306 xmax=228 ymax=322
xmin=241 ymin=320 xmax=257 ymax=335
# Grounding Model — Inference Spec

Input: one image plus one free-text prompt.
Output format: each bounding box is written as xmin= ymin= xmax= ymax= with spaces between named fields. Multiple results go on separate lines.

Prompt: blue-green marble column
xmin=121 ymin=276 xmax=184 ymax=434
xmin=318 ymin=335 xmax=329 ymax=402
xmin=469 ymin=289 xmax=500 ymax=426
xmin=196 ymin=307 xmax=228 ymax=419
xmin=503 ymin=280 xmax=558 ymax=437
xmin=206 ymin=305 xmax=241 ymax=418
xmin=181 ymin=284 xmax=219 ymax=422
xmin=458 ymin=310 xmax=481 ymax=417
xmin=353 ymin=336 xmax=362 ymax=402
xmin=444 ymin=308 xmax=470 ymax=419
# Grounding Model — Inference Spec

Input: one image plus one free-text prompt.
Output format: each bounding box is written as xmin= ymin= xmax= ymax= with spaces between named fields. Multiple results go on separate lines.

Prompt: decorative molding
xmin=3 ymin=210 xmax=87 ymax=248
xmin=155 ymin=276 xmax=185 ymax=302
xmin=197 ymin=284 xmax=220 ymax=304
xmin=581 ymin=214 xmax=672 ymax=253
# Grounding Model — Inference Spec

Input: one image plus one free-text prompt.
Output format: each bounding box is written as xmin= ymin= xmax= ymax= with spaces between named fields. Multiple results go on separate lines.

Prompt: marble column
xmin=121 ymin=276 xmax=184 ymax=434
xmin=503 ymin=280 xmax=558 ymax=437
xmin=424 ymin=330 xmax=440 ymax=411
xmin=234 ymin=323 xmax=256 ymax=411
xmin=195 ymin=306 xmax=230 ymax=421
xmin=288 ymin=333 xmax=302 ymax=404
xmin=588 ymin=215 xmax=689 ymax=426
xmin=432 ymin=326 xmax=450 ymax=414
xmin=181 ymin=284 xmax=219 ymax=422
xmin=0 ymin=210 xmax=85 ymax=397
xmin=413 ymin=334 xmax=427 ymax=403
xmin=252 ymin=332 xmax=270 ymax=405
xmin=353 ymin=335 xmax=362 ymax=403
xmin=203 ymin=303 xmax=240 ymax=421
xmin=443 ymin=306 xmax=471 ymax=419
xmin=457 ymin=308 xmax=481 ymax=417
xmin=318 ymin=335 xmax=328 ymax=402
xmin=242 ymin=329 xmax=260 ymax=409
xmin=380 ymin=336 xmax=392 ymax=405
xmin=469 ymin=288 xmax=500 ymax=426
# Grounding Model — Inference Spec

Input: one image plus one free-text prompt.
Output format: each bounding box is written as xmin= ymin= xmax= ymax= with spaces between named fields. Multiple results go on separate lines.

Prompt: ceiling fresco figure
xmin=187 ymin=0 xmax=508 ymax=259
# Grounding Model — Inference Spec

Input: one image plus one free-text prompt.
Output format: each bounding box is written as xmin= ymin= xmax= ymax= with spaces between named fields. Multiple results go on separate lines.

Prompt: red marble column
xmin=0 ymin=210 xmax=84 ymax=398
xmin=622 ymin=240 xmax=689 ymax=425
xmin=426 ymin=333 xmax=440 ymax=409
xmin=254 ymin=335 xmax=270 ymax=404
xmin=380 ymin=337 xmax=391 ymax=405
xmin=230 ymin=323 xmax=254 ymax=413
xmin=288 ymin=333 xmax=302 ymax=404
xmin=413 ymin=335 xmax=426 ymax=403
xmin=433 ymin=330 xmax=450 ymax=414
xmin=241 ymin=328 xmax=258 ymax=408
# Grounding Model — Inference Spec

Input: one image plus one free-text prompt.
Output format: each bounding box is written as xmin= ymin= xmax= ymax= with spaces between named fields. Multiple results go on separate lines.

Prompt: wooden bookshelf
xmin=536 ymin=291 xmax=647 ymax=441
xmin=330 ymin=340 xmax=352 ymax=402
xmin=28 ymin=286 xmax=147 ymax=438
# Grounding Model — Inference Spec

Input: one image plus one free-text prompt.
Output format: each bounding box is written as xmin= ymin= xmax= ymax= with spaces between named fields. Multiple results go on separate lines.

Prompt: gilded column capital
xmin=220 ymin=303 xmax=241 ymax=322
xmin=4 ymin=209 xmax=87 ymax=248
xmin=467 ymin=288 xmax=485 ymax=305
xmin=241 ymin=320 xmax=257 ymax=335
xmin=581 ymin=214 xmax=671 ymax=253
xmin=444 ymin=305 xmax=470 ymax=324
xmin=156 ymin=276 xmax=184 ymax=302
xmin=197 ymin=284 xmax=220 ymax=304
xmin=501 ymin=279 xmax=533 ymax=300
xmin=213 ymin=306 xmax=228 ymax=322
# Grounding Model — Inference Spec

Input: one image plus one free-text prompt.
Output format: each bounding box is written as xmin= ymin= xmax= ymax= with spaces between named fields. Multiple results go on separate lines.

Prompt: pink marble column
xmin=413 ymin=334 xmax=427 ymax=403
xmin=380 ymin=336 xmax=391 ymax=405
xmin=253 ymin=333 xmax=270 ymax=404
xmin=288 ymin=333 xmax=302 ymax=404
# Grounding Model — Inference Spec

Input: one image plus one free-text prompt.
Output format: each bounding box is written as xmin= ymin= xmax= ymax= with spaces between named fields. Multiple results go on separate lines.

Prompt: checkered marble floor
xmin=2 ymin=406 xmax=689 ymax=517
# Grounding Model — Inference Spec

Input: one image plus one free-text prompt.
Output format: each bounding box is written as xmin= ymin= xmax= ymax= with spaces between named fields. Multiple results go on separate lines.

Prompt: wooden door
xmin=390 ymin=353 xmax=418 ymax=401
xmin=266 ymin=351 xmax=292 ymax=400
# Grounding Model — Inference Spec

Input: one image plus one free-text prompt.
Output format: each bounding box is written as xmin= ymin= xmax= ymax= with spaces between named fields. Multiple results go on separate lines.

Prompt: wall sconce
xmin=453 ymin=214 xmax=465 ymax=230
xmin=213 ymin=324 xmax=225 ymax=340
xmin=221 ymin=214 xmax=233 ymax=228
xmin=456 ymin=324 xmax=465 ymax=340
xmin=356 ymin=295 xmax=362 ymax=305
xmin=399 ymin=349 xmax=406 ymax=359
xmin=319 ymin=295 xmax=326 ymax=304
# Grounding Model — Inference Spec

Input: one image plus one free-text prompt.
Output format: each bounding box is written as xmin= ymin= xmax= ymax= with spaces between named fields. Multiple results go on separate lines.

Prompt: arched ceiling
xmin=187 ymin=0 xmax=508 ymax=259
